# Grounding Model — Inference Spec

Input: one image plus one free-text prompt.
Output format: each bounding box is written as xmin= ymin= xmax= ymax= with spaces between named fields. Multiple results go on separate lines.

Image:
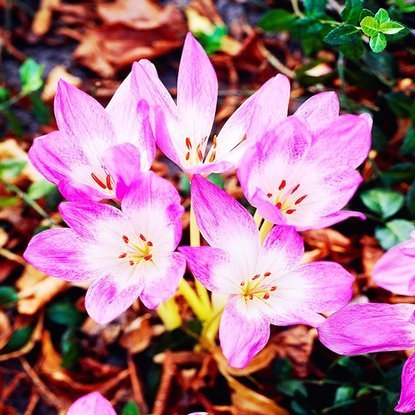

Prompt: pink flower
xmin=132 ymin=32 xmax=290 ymax=177
xmin=373 ymin=232 xmax=415 ymax=296
xmin=238 ymin=108 xmax=372 ymax=231
xmin=29 ymin=72 xmax=156 ymax=201
xmin=24 ymin=172 xmax=185 ymax=324
xmin=318 ymin=303 xmax=415 ymax=413
xmin=67 ymin=392 xmax=115 ymax=415
xmin=179 ymin=175 xmax=354 ymax=368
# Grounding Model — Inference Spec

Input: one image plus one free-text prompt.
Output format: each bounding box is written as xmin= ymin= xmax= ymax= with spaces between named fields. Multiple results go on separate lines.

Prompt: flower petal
xmin=67 ymin=392 xmax=116 ymax=415
xmin=373 ymin=240 xmax=415 ymax=296
xmin=318 ymin=303 xmax=415 ymax=355
xmin=177 ymin=32 xmax=217 ymax=150
xmin=396 ymin=352 xmax=415 ymax=413
xmin=219 ymin=296 xmax=270 ymax=368
xmin=191 ymin=175 xmax=260 ymax=276
xmin=54 ymin=80 xmax=116 ymax=150
xmin=85 ymin=270 xmax=144 ymax=324
xmin=24 ymin=228 xmax=95 ymax=282
xmin=140 ymin=252 xmax=186 ymax=309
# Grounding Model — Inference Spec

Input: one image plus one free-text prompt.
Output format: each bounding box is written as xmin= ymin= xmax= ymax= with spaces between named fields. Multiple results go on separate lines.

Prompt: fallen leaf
xmin=97 ymin=0 xmax=162 ymax=23
xmin=32 ymin=0 xmax=61 ymax=36
xmin=41 ymin=65 xmax=82 ymax=101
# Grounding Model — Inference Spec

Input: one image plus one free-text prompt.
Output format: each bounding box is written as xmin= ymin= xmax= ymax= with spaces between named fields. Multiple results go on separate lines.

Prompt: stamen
xmin=295 ymin=195 xmax=307 ymax=205
xmin=139 ymin=234 xmax=146 ymax=241
xmin=91 ymin=173 xmax=107 ymax=189
xmin=286 ymin=209 xmax=296 ymax=215
xmin=185 ymin=137 xmax=192 ymax=150
xmin=144 ymin=254 xmax=152 ymax=261
xmin=291 ymin=184 xmax=300 ymax=194
xmin=119 ymin=253 xmax=127 ymax=258
xmin=185 ymin=151 xmax=190 ymax=161
xmin=249 ymin=294 xmax=253 ymax=300
xmin=213 ymin=135 xmax=217 ymax=148
xmin=267 ymin=193 xmax=273 ymax=198
xmin=279 ymin=180 xmax=286 ymax=190
xmin=208 ymin=151 xmax=216 ymax=163
xmin=264 ymin=272 xmax=271 ymax=277
xmin=263 ymin=293 xmax=270 ymax=300
xmin=106 ymin=174 xmax=113 ymax=191
xmin=197 ymin=148 xmax=203 ymax=161
xmin=252 ymin=274 xmax=260 ymax=280
xmin=240 ymin=281 xmax=245 ymax=286
xmin=276 ymin=202 xmax=282 ymax=209
xmin=270 ymin=286 xmax=277 ymax=291
xmin=147 ymin=241 xmax=153 ymax=247
xmin=129 ymin=260 xmax=135 ymax=266
xmin=123 ymin=235 xmax=129 ymax=244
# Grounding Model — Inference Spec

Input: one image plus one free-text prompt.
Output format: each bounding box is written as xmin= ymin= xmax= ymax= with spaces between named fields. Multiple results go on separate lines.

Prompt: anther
xmin=263 ymin=293 xmax=270 ymax=300
xmin=119 ymin=253 xmax=127 ymax=258
xmin=264 ymin=272 xmax=271 ymax=277
xmin=249 ymin=294 xmax=253 ymax=300
xmin=129 ymin=260 xmax=135 ymax=266
xmin=147 ymin=241 xmax=153 ymax=247
xmin=106 ymin=174 xmax=113 ymax=191
xmin=286 ymin=209 xmax=296 ymax=215
xmin=197 ymin=148 xmax=203 ymax=161
xmin=213 ymin=135 xmax=217 ymax=148
xmin=123 ymin=235 xmax=129 ymax=244
xmin=291 ymin=184 xmax=300 ymax=194
xmin=276 ymin=202 xmax=282 ymax=209
xmin=270 ymin=286 xmax=277 ymax=291
xmin=252 ymin=274 xmax=260 ymax=280
xmin=295 ymin=195 xmax=307 ymax=205
xmin=91 ymin=173 xmax=107 ymax=189
xmin=279 ymin=180 xmax=286 ymax=190
xmin=208 ymin=151 xmax=216 ymax=163
xmin=144 ymin=254 xmax=152 ymax=261
xmin=240 ymin=281 xmax=245 ymax=286
xmin=139 ymin=234 xmax=146 ymax=241
xmin=267 ymin=193 xmax=273 ymax=198
xmin=185 ymin=137 xmax=192 ymax=149
xmin=185 ymin=151 xmax=190 ymax=161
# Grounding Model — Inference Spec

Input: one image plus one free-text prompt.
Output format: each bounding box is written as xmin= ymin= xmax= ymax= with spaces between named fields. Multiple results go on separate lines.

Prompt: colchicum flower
xmin=318 ymin=303 xmax=415 ymax=413
xmin=238 ymin=97 xmax=372 ymax=230
xmin=29 ymin=72 xmax=156 ymax=201
xmin=24 ymin=172 xmax=185 ymax=324
xmin=67 ymin=392 xmax=115 ymax=415
xmin=132 ymin=32 xmax=290 ymax=177
xmin=373 ymin=231 xmax=415 ymax=295
xmin=179 ymin=176 xmax=354 ymax=368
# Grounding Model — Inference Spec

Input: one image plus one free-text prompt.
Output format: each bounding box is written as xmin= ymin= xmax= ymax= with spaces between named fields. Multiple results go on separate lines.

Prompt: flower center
xmin=267 ymin=179 xmax=308 ymax=216
xmin=184 ymin=135 xmax=218 ymax=165
xmin=118 ymin=234 xmax=153 ymax=267
xmin=240 ymin=272 xmax=277 ymax=302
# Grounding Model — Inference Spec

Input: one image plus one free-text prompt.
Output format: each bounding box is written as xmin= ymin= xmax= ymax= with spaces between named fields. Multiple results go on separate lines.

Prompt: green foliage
xmin=28 ymin=180 xmax=56 ymax=200
xmin=19 ymin=58 xmax=44 ymax=94
xmin=324 ymin=25 xmax=360 ymax=45
xmin=259 ymin=9 xmax=296 ymax=32
xmin=47 ymin=300 xmax=84 ymax=327
xmin=0 ymin=286 xmax=18 ymax=306
xmin=375 ymin=219 xmax=415 ymax=249
xmin=1 ymin=326 xmax=33 ymax=353
xmin=122 ymin=401 xmax=140 ymax=415
xmin=341 ymin=0 xmax=365 ymax=25
xmin=360 ymin=188 xmax=404 ymax=219
xmin=195 ymin=26 xmax=228 ymax=55
xmin=0 ymin=159 xmax=27 ymax=182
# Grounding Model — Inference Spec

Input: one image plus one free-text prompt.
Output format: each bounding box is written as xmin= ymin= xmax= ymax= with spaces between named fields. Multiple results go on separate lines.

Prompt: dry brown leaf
xmin=97 ymin=0 xmax=162 ymax=23
xmin=360 ymin=235 xmax=384 ymax=278
xmin=0 ymin=310 xmax=12 ymax=350
xmin=41 ymin=65 xmax=82 ymax=102
xmin=32 ymin=0 xmax=60 ymax=36
xmin=0 ymin=228 xmax=8 ymax=248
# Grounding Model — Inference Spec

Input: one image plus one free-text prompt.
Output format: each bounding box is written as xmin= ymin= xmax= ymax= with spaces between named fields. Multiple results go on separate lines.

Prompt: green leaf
xmin=335 ymin=386 xmax=355 ymax=404
xmin=121 ymin=401 xmax=140 ymax=415
xmin=277 ymin=380 xmax=308 ymax=398
xmin=28 ymin=180 xmax=56 ymax=200
xmin=0 ymin=87 xmax=10 ymax=103
xmin=401 ymin=127 xmax=415 ymax=156
xmin=375 ymin=219 xmax=415 ymax=250
xmin=0 ymin=196 xmax=20 ymax=207
xmin=379 ymin=21 xmax=405 ymax=35
xmin=259 ymin=9 xmax=296 ymax=32
xmin=384 ymin=92 xmax=413 ymax=118
xmin=30 ymin=93 xmax=50 ymax=124
xmin=336 ymin=356 xmax=364 ymax=378
xmin=360 ymin=16 xmax=379 ymax=36
xmin=0 ymin=286 xmax=18 ymax=305
xmin=1 ymin=326 xmax=33 ymax=353
xmin=360 ymin=188 xmax=404 ymax=219
xmin=340 ymin=38 xmax=365 ymax=60
xmin=369 ymin=32 xmax=387 ymax=52
xmin=407 ymin=181 xmax=415 ymax=217
xmin=0 ymin=159 xmax=26 ymax=182
xmin=341 ymin=0 xmax=364 ymax=25
xmin=324 ymin=24 xmax=360 ymax=45
xmin=208 ymin=173 xmax=225 ymax=189
xmin=195 ymin=26 xmax=227 ymax=55
xmin=47 ymin=301 xmax=83 ymax=327
xmin=374 ymin=8 xmax=390 ymax=24
xmin=304 ymin=0 xmax=327 ymax=17
xmin=19 ymin=58 xmax=44 ymax=94
xmin=359 ymin=8 xmax=374 ymax=20
xmin=61 ymin=328 xmax=80 ymax=369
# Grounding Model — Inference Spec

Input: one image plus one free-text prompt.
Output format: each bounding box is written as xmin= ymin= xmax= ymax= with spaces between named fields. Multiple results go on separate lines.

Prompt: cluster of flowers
xmin=23 ymin=32 xmax=413 ymax=413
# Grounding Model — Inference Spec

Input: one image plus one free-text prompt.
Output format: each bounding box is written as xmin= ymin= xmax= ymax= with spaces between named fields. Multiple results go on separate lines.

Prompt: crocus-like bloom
xmin=238 ymin=107 xmax=372 ymax=230
xmin=373 ymin=232 xmax=415 ymax=296
xmin=67 ymin=392 xmax=115 ymax=415
xmin=318 ymin=303 xmax=415 ymax=413
xmin=29 ymin=71 xmax=156 ymax=201
xmin=132 ymin=32 xmax=290 ymax=177
xmin=24 ymin=172 xmax=185 ymax=324
xmin=179 ymin=175 xmax=354 ymax=368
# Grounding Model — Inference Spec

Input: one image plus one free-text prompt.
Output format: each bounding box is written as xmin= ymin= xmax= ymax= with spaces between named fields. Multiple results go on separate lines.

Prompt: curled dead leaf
xmin=32 ymin=0 xmax=61 ymax=36
xmin=41 ymin=65 xmax=82 ymax=102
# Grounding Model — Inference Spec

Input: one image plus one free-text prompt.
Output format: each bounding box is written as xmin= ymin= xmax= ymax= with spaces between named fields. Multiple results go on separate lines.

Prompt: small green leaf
xmin=374 ymin=8 xmax=390 ymax=24
xmin=1 ymin=326 xmax=33 ymax=353
xmin=27 ymin=180 xmax=56 ymax=200
xmin=381 ymin=163 xmax=415 ymax=185
xmin=360 ymin=188 xmax=404 ymax=219
xmin=340 ymin=38 xmax=365 ymax=60
xmin=375 ymin=219 xmax=415 ymax=250
xmin=341 ymin=0 xmax=364 ymax=25
xmin=407 ymin=181 xmax=415 ymax=217
xmin=0 ymin=159 xmax=26 ymax=182
xmin=208 ymin=173 xmax=225 ymax=189
xmin=379 ymin=21 xmax=405 ymax=35
xmin=277 ymin=379 xmax=308 ymax=398
xmin=401 ymin=127 xmax=415 ymax=156
xmin=384 ymin=92 xmax=413 ymax=118
xmin=335 ymin=386 xmax=355 ymax=404
xmin=30 ymin=93 xmax=50 ymax=124
xmin=304 ymin=0 xmax=327 ymax=17
xmin=323 ymin=24 xmax=360 ymax=45
xmin=359 ymin=8 xmax=374 ymax=20
xmin=195 ymin=26 xmax=227 ymax=55
xmin=47 ymin=301 xmax=83 ymax=327
xmin=0 ymin=196 xmax=20 ymax=207
xmin=0 ymin=286 xmax=18 ymax=305
xmin=259 ymin=9 xmax=296 ymax=32
xmin=360 ymin=16 xmax=379 ymax=36
xmin=0 ymin=87 xmax=10 ymax=103
xmin=61 ymin=328 xmax=80 ymax=369
xmin=121 ymin=401 xmax=140 ymax=415
xmin=19 ymin=58 xmax=44 ymax=94
xmin=369 ymin=32 xmax=387 ymax=52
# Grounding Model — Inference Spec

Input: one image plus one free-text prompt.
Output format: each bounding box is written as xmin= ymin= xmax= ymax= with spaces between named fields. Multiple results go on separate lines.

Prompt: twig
xmin=152 ymin=351 xmax=176 ymax=415
xmin=127 ymin=352 xmax=148 ymax=415
xmin=258 ymin=44 xmax=295 ymax=79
